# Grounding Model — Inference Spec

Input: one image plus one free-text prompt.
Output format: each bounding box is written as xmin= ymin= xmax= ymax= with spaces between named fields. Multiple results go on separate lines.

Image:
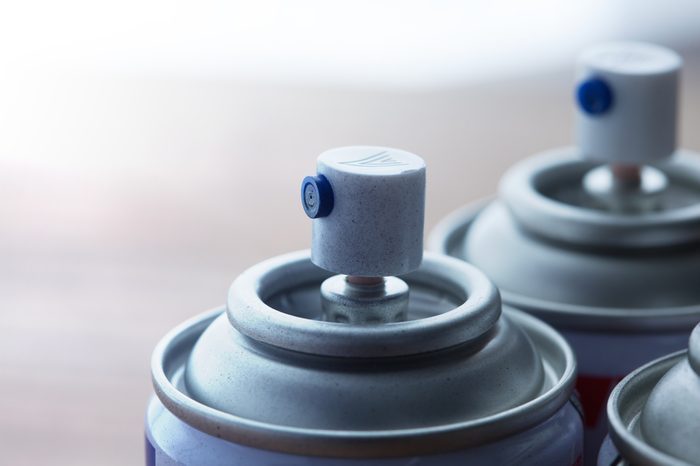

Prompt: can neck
xmin=582 ymin=163 xmax=668 ymax=213
xmin=321 ymin=275 xmax=409 ymax=324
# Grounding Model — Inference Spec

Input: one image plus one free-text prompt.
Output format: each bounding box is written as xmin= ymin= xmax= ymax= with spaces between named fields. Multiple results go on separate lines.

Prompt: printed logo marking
xmin=340 ymin=151 xmax=408 ymax=167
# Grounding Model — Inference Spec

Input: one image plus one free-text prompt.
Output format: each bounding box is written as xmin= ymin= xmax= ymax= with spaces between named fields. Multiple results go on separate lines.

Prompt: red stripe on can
xmin=576 ymin=375 xmax=623 ymax=428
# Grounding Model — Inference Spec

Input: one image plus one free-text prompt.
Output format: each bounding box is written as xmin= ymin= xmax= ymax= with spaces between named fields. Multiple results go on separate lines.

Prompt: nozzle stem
xmin=346 ymin=275 xmax=384 ymax=286
xmin=611 ymin=163 xmax=642 ymax=189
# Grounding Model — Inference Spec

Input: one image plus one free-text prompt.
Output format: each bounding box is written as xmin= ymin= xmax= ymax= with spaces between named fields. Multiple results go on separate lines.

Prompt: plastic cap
xmin=575 ymin=42 xmax=681 ymax=164
xmin=306 ymin=146 xmax=426 ymax=276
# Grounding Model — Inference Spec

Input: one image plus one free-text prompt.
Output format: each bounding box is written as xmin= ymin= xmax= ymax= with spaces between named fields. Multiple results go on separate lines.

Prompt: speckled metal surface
xmin=151 ymin=251 xmax=579 ymax=459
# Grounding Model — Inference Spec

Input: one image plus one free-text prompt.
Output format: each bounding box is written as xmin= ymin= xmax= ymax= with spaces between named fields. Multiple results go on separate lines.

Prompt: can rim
xmin=606 ymin=350 xmax=690 ymax=466
xmin=501 ymin=148 xmax=700 ymax=248
xmin=226 ymin=251 xmax=500 ymax=357
xmin=429 ymin=199 xmax=700 ymax=332
xmin=151 ymin=301 xmax=576 ymax=457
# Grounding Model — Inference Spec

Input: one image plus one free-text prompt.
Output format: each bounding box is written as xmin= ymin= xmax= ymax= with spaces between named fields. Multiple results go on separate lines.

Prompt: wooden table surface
xmin=2 ymin=51 xmax=700 ymax=465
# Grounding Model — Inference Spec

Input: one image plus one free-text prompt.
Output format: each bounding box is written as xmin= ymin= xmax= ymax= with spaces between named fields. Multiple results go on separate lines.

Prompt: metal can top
xmin=430 ymin=148 xmax=700 ymax=331
xmin=498 ymin=149 xmax=700 ymax=249
xmin=151 ymin=251 xmax=576 ymax=458
xmin=607 ymin=324 xmax=700 ymax=465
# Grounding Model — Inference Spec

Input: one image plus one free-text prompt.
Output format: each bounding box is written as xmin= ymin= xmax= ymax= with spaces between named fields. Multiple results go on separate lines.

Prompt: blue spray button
xmin=301 ymin=174 xmax=334 ymax=218
xmin=577 ymin=78 xmax=613 ymax=115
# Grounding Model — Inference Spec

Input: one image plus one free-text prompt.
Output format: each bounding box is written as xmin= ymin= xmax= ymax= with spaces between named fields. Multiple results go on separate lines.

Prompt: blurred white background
xmin=1 ymin=2 xmax=700 ymax=465
xmin=3 ymin=0 xmax=700 ymax=87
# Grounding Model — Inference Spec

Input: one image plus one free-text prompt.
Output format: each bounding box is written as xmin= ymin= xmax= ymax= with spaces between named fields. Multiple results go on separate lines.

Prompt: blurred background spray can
xmin=146 ymin=147 xmax=583 ymax=465
xmin=598 ymin=323 xmax=700 ymax=465
xmin=430 ymin=42 xmax=700 ymax=465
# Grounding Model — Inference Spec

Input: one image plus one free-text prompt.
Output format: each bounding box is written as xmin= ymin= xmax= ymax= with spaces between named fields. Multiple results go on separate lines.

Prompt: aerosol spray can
xmin=597 ymin=323 xmax=700 ymax=466
xmin=430 ymin=42 xmax=700 ymax=465
xmin=146 ymin=146 xmax=583 ymax=465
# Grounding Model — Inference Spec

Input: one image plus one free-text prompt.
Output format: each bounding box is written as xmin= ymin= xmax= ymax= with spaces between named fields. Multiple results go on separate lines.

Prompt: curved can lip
xmin=500 ymin=148 xmax=700 ymax=249
xmin=227 ymin=250 xmax=500 ymax=358
xmin=150 ymin=254 xmax=577 ymax=458
xmin=429 ymin=198 xmax=700 ymax=332
xmin=606 ymin=350 xmax=690 ymax=466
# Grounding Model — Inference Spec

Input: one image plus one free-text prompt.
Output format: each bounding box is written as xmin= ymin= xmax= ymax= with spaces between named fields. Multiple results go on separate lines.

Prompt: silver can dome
xmin=151 ymin=251 xmax=577 ymax=458
xmin=607 ymin=324 xmax=700 ymax=465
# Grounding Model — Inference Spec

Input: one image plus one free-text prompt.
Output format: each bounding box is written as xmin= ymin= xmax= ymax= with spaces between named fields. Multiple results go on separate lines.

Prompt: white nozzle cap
xmin=575 ymin=42 xmax=681 ymax=164
xmin=304 ymin=146 xmax=426 ymax=277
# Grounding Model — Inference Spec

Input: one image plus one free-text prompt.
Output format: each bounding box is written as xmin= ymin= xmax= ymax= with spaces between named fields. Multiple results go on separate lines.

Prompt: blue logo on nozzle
xmin=577 ymin=78 xmax=613 ymax=116
xmin=301 ymin=174 xmax=334 ymax=219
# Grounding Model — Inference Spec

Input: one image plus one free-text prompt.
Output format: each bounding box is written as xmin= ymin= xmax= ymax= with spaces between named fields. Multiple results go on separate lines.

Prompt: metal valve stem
xmin=321 ymin=275 xmax=409 ymax=324
xmin=583 ymin=163 xmax=668 ymax=213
